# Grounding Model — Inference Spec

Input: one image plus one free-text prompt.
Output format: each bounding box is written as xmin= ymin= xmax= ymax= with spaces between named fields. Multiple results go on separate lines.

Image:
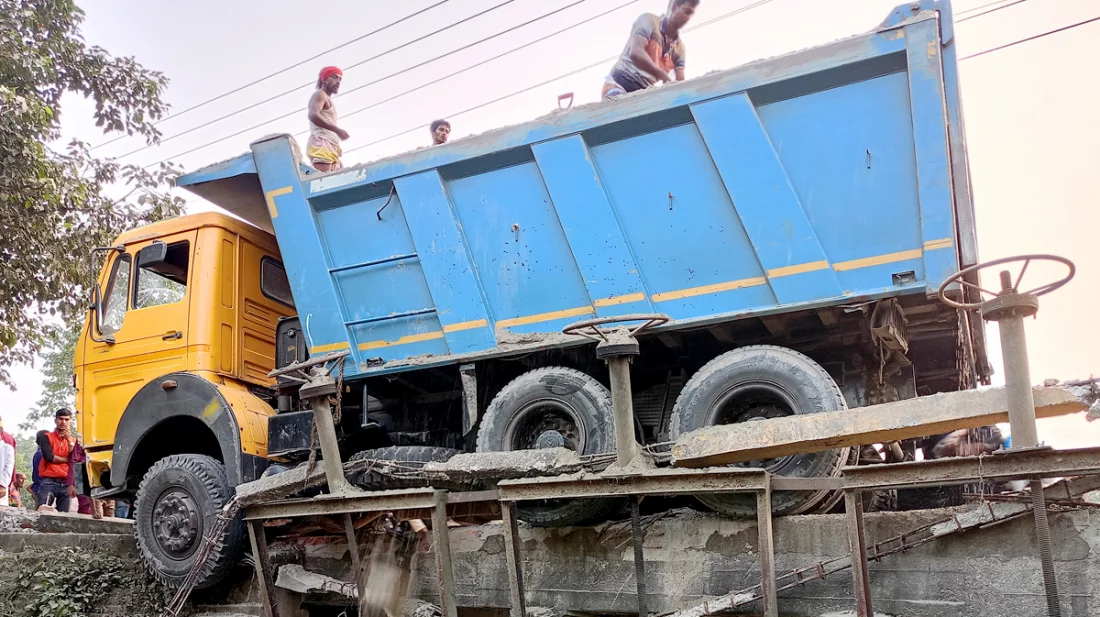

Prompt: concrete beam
xmin=672 ymin=385 xmax=1092 ymax=468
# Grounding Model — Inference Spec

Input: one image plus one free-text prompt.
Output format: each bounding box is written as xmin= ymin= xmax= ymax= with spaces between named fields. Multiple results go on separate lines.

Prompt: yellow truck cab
xmin=74 ymin=212 xmax=294 ymax=586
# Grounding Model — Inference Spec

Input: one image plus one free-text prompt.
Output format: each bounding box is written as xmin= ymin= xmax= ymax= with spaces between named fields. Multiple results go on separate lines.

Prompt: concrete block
xmin=672 ymin=385 xmax=1090 ymax=467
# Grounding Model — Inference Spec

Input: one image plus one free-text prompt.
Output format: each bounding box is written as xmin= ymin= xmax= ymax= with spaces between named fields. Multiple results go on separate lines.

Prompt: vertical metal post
xmin=308 ymin=394 xmax=352 ymax=494
xmin=997 ymin=309 xmax=1039 ymax=447
xmin=606 ymin=356 xmax=640 ymax=467
xmin=983 ymin=270 xmax=1061 ymax=616
xmin=431 ymin=492 xmax=459 ymax=617
xmin=342 ymin=514 xmax=366 ymax=604
xmin=629 ymin=496 xmax=649 ymax=617
xmin=844 ymin=490 xmax=873 ymax=617
xmin=756 ymin=481 xmax=778 ymax=617
xmin=247 ymin=519 xmax=280 ymax=617
xmin=501 ymin=501 xmax=527 ymax=617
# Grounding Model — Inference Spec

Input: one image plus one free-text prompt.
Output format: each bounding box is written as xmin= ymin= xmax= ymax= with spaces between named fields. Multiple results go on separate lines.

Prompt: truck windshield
xmin=134 ymin=241 xmax=189 ymax=310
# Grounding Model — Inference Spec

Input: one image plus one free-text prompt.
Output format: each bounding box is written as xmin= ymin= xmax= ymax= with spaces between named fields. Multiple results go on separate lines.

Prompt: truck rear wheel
xmin=669 ymin=345 xmax=850 ymax=517
xmin=477 ymin=367 xmax=618 ymax=527
xmin=134 ymin=454 xmax=244 ymax=589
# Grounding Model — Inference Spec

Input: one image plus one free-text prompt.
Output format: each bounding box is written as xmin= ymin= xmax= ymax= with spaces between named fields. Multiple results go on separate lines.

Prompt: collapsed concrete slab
xmin=672 ymin=384 xmax=1094 ymax=467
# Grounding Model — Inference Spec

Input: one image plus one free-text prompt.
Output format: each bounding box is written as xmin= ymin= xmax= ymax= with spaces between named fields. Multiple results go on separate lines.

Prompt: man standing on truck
xmin=34 ymin=409 xmax=77 ymax=512
xmin=602 ymin=0 xmax=699 ymax=100
xmin=307 ymin=66 xmax=349 ymax=171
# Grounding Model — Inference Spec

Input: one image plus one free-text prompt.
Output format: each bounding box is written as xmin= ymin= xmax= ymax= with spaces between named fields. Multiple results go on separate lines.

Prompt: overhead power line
xmin=957 ymin=0 xmax=1030 ymax=22
xmin=956 ymin=0 xmax=1017 ymax=16
xmin=93 ymin=0 xmax=453 ymax=151
xmin=118 ymin=0 xmax=521 ymax=161
xmin=346 ymin=2 xmax=1086 ymax=158
xmin=341 ymin=0 xmax=781 ymax=157
xmin=960 ymin=13 xmax=1100 ymax=60
xmin=144 ymin=0 xmax=641 ymax=168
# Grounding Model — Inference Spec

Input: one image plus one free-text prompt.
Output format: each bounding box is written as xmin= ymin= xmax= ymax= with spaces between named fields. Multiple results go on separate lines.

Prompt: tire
xmin=134 ymin=454 xmax=245 ymax=589
xmin=669 ymin=345 xmax=851 ymax=517
xmin=477 ymin=367 xmax=618 ymax=527
xmin=349 ymin=446 xmax=463 ymax=490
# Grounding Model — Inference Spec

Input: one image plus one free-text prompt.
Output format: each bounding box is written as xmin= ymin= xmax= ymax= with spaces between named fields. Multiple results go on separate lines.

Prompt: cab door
xmin=81 ymin=231 xmax=196 ymax=448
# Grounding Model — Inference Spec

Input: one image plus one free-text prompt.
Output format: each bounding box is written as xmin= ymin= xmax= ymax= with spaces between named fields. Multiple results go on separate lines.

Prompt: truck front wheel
xmin=134 ymin=454 xmax=245 ymax=589
xmin=477 ymin=367 xmax=619 ymax=527
xmin=669 ymin=345 xmax=851 ymax=517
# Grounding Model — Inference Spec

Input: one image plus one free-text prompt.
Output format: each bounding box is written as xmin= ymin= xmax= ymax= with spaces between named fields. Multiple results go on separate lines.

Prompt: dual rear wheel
xmin=475 ymin=346 xmax=851 ymax=526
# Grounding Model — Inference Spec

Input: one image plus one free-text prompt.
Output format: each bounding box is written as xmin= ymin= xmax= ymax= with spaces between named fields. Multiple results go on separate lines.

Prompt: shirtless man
xmin=602 ymin=0 xmax=699 ymax=100
xmin=307 ymin=66 xmax=350 ymax=171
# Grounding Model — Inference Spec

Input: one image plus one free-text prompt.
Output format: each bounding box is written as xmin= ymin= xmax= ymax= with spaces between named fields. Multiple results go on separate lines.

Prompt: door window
xmin=101 ymin=255 xmax=132 ymax=336
xmin=133 ymin=241 xmax=189 ymax=310
xmin=260 ymin=257 xmax=294 ymax=308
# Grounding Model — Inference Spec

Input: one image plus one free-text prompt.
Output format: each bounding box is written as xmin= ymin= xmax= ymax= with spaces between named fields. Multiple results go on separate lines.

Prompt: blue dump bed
xmin=178 ymin=0 xmax=977 ymax=380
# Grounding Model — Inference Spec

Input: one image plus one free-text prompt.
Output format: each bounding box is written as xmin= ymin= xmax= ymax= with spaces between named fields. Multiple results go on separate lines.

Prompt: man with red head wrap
xmin=307 ymin=66 xmax=350 ymax=171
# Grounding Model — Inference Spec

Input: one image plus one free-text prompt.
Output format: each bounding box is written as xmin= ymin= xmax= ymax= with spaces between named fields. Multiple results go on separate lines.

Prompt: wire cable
xmin=117 ymin=0 xmax=520 ymax=160
xmin=144 ymin=0 xmax=642 ymax=168
xmin=92 ymin=0 xmax=453 ymax=151
xmin=960 ymin=13 xmax=1100 ymax=60
xmin=957 ymin=0 xmax=1030 ymax=22
xmin=341 ymin=0 xmax=780 ymax=156
xmin=957 ymin=0 xmax=1016 ymax=16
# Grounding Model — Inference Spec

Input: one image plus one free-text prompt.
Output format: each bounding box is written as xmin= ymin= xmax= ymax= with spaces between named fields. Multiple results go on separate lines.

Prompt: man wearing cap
xmin=307 ymin=66 xmax=350 ymax=171
xmin=35 ymin=409 xmax=77 ymax=512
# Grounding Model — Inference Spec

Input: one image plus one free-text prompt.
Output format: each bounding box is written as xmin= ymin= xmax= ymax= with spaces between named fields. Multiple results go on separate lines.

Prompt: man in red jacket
xmin=36 ymin=409 xmax=76 ymax=512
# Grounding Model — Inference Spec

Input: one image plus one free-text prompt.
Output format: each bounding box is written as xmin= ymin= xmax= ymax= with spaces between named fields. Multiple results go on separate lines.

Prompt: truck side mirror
xmin=136 ymin=242 xmax=168 ymax=268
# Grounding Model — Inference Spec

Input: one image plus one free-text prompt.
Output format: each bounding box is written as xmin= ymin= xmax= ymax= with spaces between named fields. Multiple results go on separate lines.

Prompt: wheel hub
xmin=535 ymin=430 xmax=567 ymax=449
xmin=153 ymin=489 xmax=202 ymax=557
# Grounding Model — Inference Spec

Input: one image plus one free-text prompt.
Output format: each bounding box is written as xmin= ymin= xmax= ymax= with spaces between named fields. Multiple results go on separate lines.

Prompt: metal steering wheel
xmin=937 ymin=254 xmax=1075 ymax=311
xmin=562 ymin=313 xmax=670 ymax=342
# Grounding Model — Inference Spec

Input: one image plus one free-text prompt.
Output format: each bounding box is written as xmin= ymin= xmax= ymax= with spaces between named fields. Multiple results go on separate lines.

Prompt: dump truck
xmin=73 ymin=0 xmax=986 ymax=588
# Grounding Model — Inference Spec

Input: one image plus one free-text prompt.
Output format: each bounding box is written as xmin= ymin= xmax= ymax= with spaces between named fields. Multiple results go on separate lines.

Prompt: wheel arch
xmin=110 ymin=372 xmax=254 ymax=492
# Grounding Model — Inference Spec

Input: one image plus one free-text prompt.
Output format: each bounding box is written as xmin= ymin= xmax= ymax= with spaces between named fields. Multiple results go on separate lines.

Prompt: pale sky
xmin=3 ymin=0 xmax=1097 ymax=444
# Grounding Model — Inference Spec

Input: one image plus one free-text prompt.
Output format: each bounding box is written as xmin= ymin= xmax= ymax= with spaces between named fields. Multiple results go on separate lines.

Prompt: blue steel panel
xmin=175 ymin=152 xmax=255 ymax=186
xmin=936 ymin=0 xmax=979 ymax=267
xmin=905 ymin=18 xmax=961 ymax=286
xmin=690 ymin=93 xmax=845 ymax=305
xmin=249 ymin=137 xmax=355 ymax=373
xmin=590 ymin=124 xmax=776 ymax=321
xmin=394 ymin=171 xmax=497 ymax=354
xmin=445 ymin=162 xmax=595 ymax=335
xmin=316 ymin=194 xmax=418 ymax=270
xmin=349 ymin=313 xmax=450 ymax=364
xmin=754 ymin=72 xmax=926 ymax=293
xmin=315 ymin=192 xmax=449 ymax=358
xmin=531 ymin=135 xmax=654 ymax=317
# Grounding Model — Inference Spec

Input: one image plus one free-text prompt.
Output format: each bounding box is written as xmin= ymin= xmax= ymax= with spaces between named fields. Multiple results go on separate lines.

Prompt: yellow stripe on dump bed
xmin=358 ymin=331 xmax=445 ymax=351
xmin=767 ymin=260 xmax=831 ymax=278
xmin=652 ymin=277 xmax=768 ymax=303
xmin=310 ymin=341 xmax=350 ymax=354
xmin=497 ymin=306 xmax=595 ymax=328
xmin=832 ymin=248 xmax=923 ymax=272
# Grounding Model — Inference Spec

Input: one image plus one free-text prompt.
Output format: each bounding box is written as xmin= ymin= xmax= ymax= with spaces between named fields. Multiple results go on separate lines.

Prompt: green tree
xmin=19 ymin=322 xmax=81 ymax=433
xmin=0 ymin=0 xmax=185 ymax=388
